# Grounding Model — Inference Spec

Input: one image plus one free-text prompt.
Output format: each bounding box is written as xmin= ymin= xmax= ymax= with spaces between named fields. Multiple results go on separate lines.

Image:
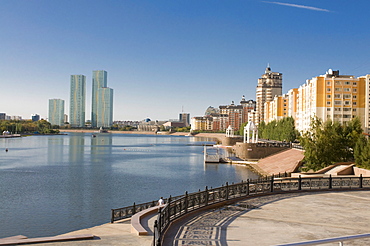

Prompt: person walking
xmin=157 ymin=197 xmax=165 ymax=206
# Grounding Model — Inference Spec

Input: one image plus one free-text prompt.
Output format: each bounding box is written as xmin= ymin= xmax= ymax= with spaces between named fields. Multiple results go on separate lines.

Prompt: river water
xmin=0 ymin=133 xmax=259 ymax=238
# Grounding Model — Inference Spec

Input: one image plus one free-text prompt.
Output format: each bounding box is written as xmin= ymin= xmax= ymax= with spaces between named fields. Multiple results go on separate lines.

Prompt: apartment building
xmin=265 ymin=69 xmax=370 ymax=133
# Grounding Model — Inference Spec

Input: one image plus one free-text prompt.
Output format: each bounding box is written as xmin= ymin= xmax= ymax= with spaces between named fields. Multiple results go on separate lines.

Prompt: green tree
xmin=257 ymin=117 xmax=298 ymax=142
xmin=300 ymin=117 xmax=364 ymax=171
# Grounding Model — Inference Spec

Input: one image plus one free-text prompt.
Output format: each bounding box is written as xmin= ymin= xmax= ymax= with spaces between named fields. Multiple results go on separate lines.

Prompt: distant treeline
xmin=0 ymin=120 xmax=59 ymax=134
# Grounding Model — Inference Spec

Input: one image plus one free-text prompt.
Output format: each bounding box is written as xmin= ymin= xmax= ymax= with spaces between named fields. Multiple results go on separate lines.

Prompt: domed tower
xmin=255 ymin=65 xmax=282 ymax=124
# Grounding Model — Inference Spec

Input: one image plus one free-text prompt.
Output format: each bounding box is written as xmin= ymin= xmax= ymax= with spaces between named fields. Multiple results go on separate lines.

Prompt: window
xmin=353 ymin=95 xmax=357 ymax=99
xmin=327 ymin=82 xmax=331 ymax=85
xmin=335 ymin=88 xmax=341 ymax=91
xmin=327 ymin=108 xmax=331 ymax=111
xmin=345 ymin=81 xmax=350 ymax=85
xmin=344 ymin=88 xmax=351 ymax=92
xmin=327 ymin=88 xmax=331 ymax=92
xmin=353 ymin=89 xmax=357 ymax=92
xmin=335 ymin=94 xmax=341 ymax=98
xmin=345 ymin=101 xmax=351 ymax=105
xmin=353 ymin=102 xmax=357 ymax=105
xmin=327 ymin=101 xmax=331 ymax=105
xmin=353 ymin=108 xmax=357 ymax=112
xmin=335 ymin=108 xmax=341 ymax=111
xmin=343 ymin=94 xmax=351 ymax=99
xmin=327 ymin=95 xmax=331 ymax=98
xmin=335 ymin=101 xmax=342 ymax=105
xmin=343 ymin=108 xmax=351 ymax=111
xmin=353 ymin=82 xmax=357 ymax=86
xmin=335 ymin=81 xmax=341 ymax=85
xmin=343 ymin=115 xmax=352 ymax=118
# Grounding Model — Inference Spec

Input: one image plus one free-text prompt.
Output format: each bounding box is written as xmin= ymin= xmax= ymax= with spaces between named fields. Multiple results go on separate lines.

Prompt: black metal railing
xmin=110 ymin=194 xmax=184 ymax=223
xmin=153 ymin=175 xmax=370 ymax=246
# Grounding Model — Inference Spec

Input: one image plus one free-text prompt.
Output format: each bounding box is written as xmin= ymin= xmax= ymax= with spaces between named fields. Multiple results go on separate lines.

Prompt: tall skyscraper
xmin=91 ymin=70 xmax=107 ymax=127
xmin=70 ymin=75 xmax=86 ymax=127
xmin=96 ymin=87 xmax=114 ymax=127
xmin=255 ymin=65 xmax=282 ymax=124
xmin=49 ymin=99 xmax=65 ymax=126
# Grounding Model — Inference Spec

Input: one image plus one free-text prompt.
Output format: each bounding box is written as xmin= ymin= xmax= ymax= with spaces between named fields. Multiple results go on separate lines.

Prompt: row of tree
xmin=300 ymin=117 xmax=368 ymax=171
xmin=0 ymin=120 xmax=59 ymax=134
xmin=237 ymin=116 xmax=370 ymax=172
xmin=238 ymin=117 xmax=299 ymax=142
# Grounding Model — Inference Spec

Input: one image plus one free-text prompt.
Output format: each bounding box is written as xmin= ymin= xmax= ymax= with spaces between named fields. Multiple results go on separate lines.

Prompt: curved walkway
xmin=164 ymin=190 xmax=370 ymax=246
xmin=11 ymin=190 xmax=370 ymax=245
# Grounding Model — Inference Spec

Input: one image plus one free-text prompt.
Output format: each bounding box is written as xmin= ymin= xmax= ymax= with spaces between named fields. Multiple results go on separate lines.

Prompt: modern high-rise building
xmin=91 ymin=70 xmax=107 ymax=127
xmin=48 ymin=99 xmax=65 ymax=126
xmin=96 ymin=87 xmax=114 ymax=128
xmin=70 ymin=75 xmax=86 ymax=127
xmin=254 ymin=65 xmax=282 ymax=125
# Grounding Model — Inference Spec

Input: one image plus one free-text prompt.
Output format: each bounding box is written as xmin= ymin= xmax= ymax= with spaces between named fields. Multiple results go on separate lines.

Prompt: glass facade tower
xmin=91 ymin=70 xmax=107 ymax=127
xmin=48 ymin=99 xmax=65 ymax=126
xmin=96 ymin=87 xmax=114 ymax=127
xmin=70 ymin=75 xmax=86 ymax=127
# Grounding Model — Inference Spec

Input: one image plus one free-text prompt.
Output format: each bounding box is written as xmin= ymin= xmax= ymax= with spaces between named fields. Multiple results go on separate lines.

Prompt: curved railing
xmin=153 ymin=175 xmax=370 ymax=246
xmin=110 ymin=194 xmax=184 ymax=223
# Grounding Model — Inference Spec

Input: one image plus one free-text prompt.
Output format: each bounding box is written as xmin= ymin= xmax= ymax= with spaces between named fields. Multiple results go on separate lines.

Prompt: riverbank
xmin=58 ymin=129 xmax=225 ymax=141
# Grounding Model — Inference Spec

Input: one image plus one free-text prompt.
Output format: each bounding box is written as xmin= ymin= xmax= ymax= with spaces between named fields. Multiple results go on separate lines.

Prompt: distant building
xmin=0 ymin=113 xmax=5 ymax=120
xmin=64 ymin=114 xmax=68 ymax=124
xmin=179 ymin=113 xmax=190 ymax=126
xmin=70 ymin=74 xmax=86 ymax=127
xmin=254 ymin=65 xmax=282 ymax=125
xmin=191 ymin=97 xmax=256 ymax=132
xmin=163 ymin=121 xmax=186 ymax=129
xmin=31 ymin=114 xmax=40 ymax=121
xmin=96 ymin=87 xmax=114 ymax=128
xmin=49 ymin=99 xmax=65 ymax=126
xmin=91 ymin=70 xmax=108 ymax=128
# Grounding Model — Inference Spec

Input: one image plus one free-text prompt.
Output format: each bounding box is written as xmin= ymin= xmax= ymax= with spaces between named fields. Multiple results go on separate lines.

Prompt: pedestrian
xmin=157 ymin=197 xmax=164 ymax=206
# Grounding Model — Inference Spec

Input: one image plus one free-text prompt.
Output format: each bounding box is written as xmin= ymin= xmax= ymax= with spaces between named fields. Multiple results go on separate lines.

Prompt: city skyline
xmin=1 ymin=1 xmax=370 ymax=120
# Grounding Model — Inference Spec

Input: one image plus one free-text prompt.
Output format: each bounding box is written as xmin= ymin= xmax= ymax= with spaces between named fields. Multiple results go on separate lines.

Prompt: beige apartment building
xmin=254 ymin=65 xmax=283 ymax=125
xmin=265 ymin=69 xmax=370 ymax=133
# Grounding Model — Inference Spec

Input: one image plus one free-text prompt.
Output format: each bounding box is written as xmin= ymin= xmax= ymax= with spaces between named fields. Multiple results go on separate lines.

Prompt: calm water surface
xmin=0 ymin=133 xmax=259 ymax=238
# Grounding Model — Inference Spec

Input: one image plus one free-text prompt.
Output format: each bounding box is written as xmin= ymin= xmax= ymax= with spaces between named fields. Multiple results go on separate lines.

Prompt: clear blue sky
xmin=1 ymin=0 xmax=370 ymax=121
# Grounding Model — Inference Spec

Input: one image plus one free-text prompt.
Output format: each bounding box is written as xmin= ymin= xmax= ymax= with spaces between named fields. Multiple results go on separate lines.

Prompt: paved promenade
xmin=18 ymin=190 xmax=370 ymax=246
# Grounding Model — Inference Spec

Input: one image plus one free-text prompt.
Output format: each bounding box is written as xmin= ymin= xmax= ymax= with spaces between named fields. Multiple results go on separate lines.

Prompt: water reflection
xmin=0 ymin=133 xmax=260 ymax=239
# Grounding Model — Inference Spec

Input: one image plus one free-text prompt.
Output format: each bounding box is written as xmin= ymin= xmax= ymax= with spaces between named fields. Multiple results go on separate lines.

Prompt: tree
xmin=257 ymin=117 xmax=298 ymax=142
xmin=300 ymin=117 xmax=364 ymax=171
xmin=354 ymin=135 xmax=370 ymax=169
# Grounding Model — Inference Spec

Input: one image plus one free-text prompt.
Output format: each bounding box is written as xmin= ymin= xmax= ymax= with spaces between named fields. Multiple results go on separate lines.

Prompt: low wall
xmin=234 ymin=142 xmax=290 ymax=160
xmin=222 ymin=136 xmax=243 ymax=146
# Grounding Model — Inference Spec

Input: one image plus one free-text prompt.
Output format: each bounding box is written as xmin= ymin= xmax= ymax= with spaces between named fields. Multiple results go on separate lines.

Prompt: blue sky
xmin=1 ymin=0 xmax=370 ymax=121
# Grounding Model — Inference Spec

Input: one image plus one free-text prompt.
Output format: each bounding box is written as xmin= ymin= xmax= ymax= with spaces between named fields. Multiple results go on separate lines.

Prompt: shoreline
xmin=58 ymin=129 xmax=225 ymax=141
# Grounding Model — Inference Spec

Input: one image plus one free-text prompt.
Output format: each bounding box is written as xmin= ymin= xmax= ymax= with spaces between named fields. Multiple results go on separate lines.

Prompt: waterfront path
xmin=21 ymin=190 xmax=370 ymax=245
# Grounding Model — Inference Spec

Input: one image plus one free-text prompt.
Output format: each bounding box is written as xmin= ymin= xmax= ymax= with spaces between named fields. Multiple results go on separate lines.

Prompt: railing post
xmin=205 ymin=186 xmax=209 ymax=206
xmin=298 ymin=175 xmax=302 ymax=191
xmin=360 ymin=174 xmax=363 ymax=188
xmin=270 ymin=176 xmax=274 ymax=192
xmin=329 ymin=175 xmax=332 ymax=189
xmin=167 ymin=196 xmax=172 ymax=222
xmin=133 ymin=202 xmax=136 ymax=215
xmin=226 ymin=182 xmax=229 ymax=200
xmin=185 ymin=191 xmax=188 ymax=214
xmin=153 ymin=219 xmax=158 ymax=246
xmin=247 ymin=179 xmax=249 ymax=196
xmin=111 ymin=209 xmax=114 ymax=223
